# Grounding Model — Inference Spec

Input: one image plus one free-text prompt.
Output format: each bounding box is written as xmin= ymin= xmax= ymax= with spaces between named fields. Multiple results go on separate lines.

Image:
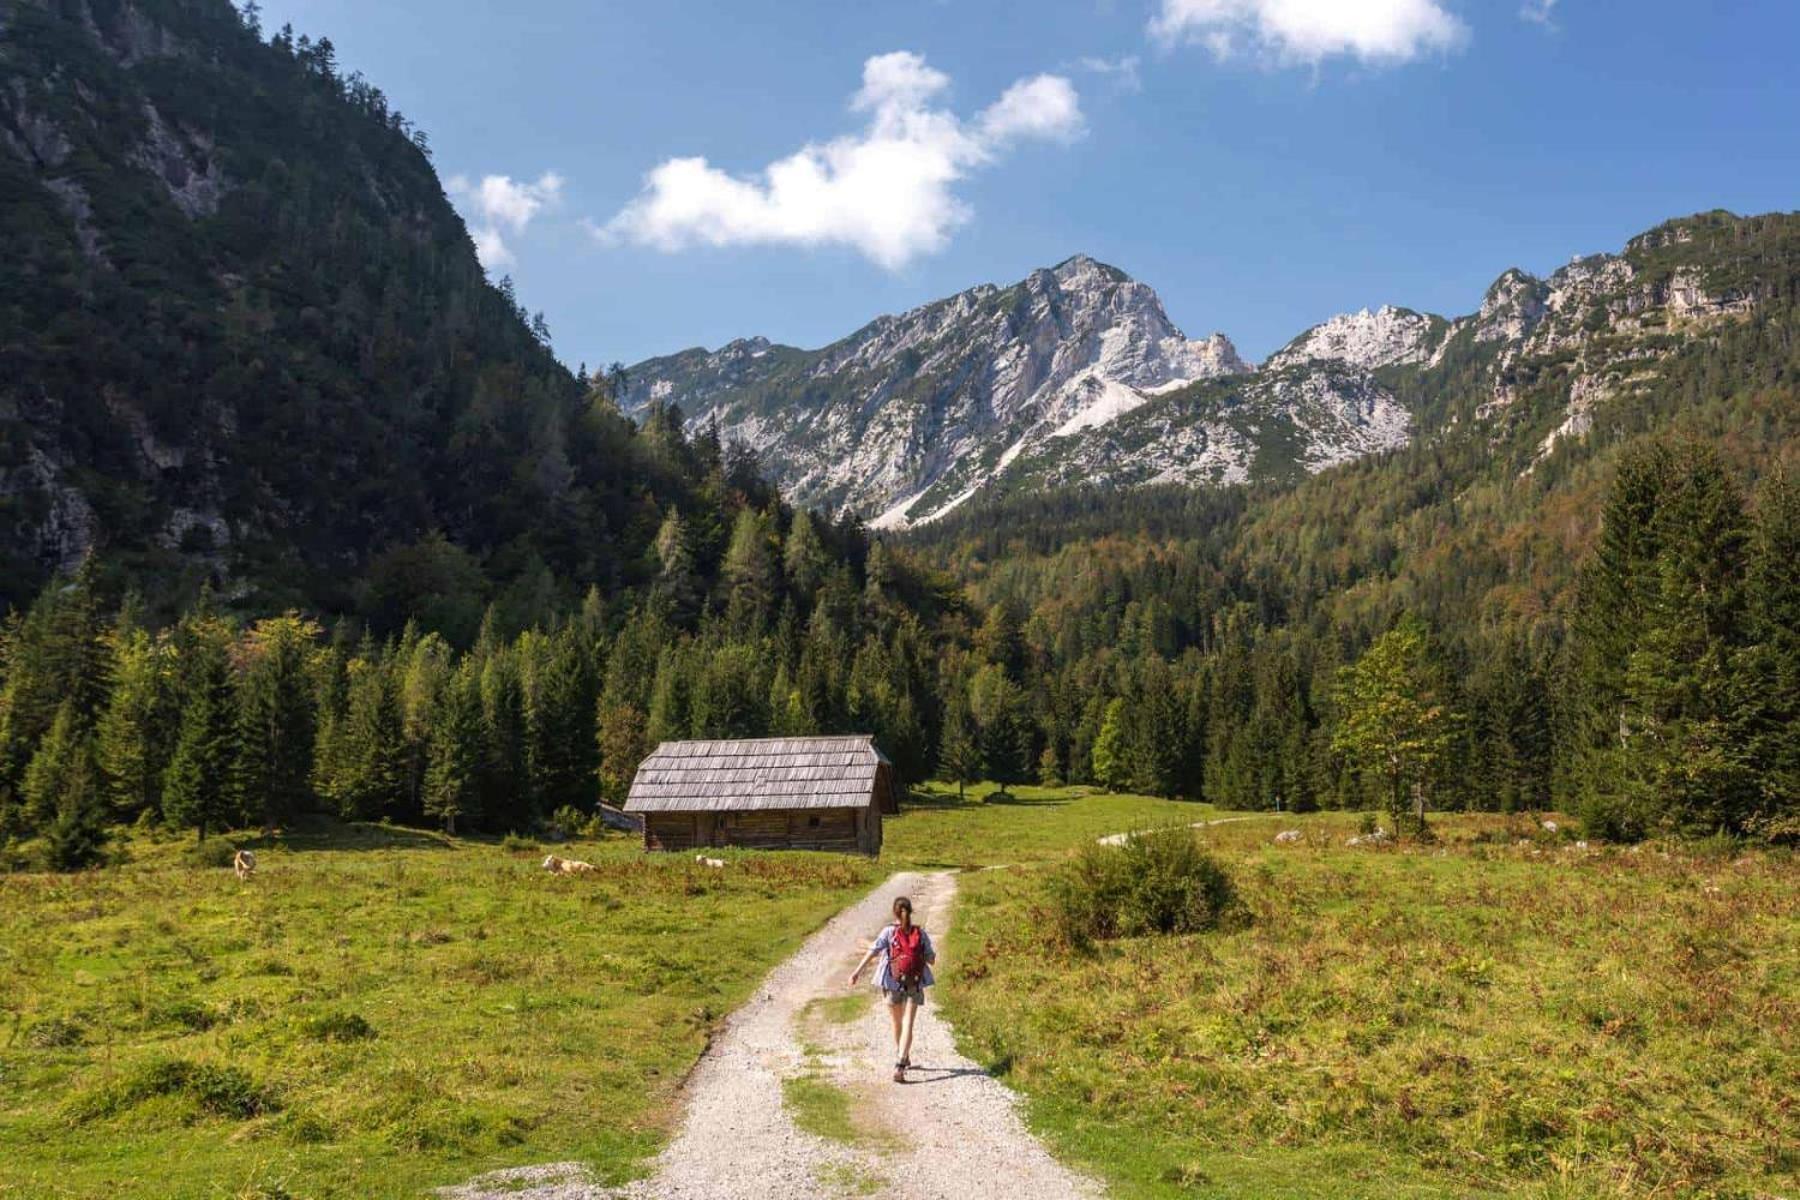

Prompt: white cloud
xmin=1150 ymin=0 xmax=1468 ymax=65
xmin=1077 ymin=54 xmax=1143 ymax=92
xmin=598 ymin=52 xmax=1083 ymax=270
xmin=980 ymin=74 xmax=1085 ymax=143
xmin=1519 ymin=0 xmax=1556 ymax=27
xmin=448 ymin=171 xmax=564 ymax=270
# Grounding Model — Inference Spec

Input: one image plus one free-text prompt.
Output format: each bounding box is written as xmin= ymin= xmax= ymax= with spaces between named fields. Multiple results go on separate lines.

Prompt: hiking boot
xmin=893 ymin=1062 xmax=906 ymax=1083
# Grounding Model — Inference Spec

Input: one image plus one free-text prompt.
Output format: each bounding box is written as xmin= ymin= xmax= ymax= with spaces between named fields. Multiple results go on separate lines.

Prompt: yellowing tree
xmin=1331 ymin=622 xmax=1458 ymax=836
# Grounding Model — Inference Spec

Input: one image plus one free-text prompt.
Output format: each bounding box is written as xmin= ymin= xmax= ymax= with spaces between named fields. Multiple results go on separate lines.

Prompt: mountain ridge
xmin=625 ymin=209 xmax=1786 ymax=527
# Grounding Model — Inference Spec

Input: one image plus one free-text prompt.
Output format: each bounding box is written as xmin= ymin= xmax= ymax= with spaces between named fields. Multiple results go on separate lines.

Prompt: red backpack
xmin=889 ymin=924 xmax=924 ymax=986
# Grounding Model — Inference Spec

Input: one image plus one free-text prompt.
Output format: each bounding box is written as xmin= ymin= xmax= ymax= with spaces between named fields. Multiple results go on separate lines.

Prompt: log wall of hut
xmin=643 ymin=805 xmax=878 ymax=854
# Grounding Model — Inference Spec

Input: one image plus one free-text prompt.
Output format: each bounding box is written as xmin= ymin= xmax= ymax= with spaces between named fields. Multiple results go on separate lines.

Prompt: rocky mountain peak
xmin=1266 ymin=304 xmax=1441 ymax=372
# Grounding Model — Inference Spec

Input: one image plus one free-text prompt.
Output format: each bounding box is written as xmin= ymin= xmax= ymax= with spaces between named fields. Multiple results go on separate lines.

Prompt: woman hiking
xmin=847 ymin=895 xmax=937 ymax=1082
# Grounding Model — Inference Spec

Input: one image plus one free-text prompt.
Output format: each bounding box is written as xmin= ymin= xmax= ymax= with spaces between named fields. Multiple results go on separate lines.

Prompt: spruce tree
xmin=46 ymin=751 xmax=107 ymax=870
xmin=332 ymin=653 xmax=407 ymax=820
xmin=234 ymin=616 xmax=319 ymax=832
xmin=95 ymin=625 xmax=171 ymax=823
xmin=1745 ymin=468 xmax=1800 ymax=837
xmin=423 ymin=660 xmax=481 ymax=833
xmin=477 ymin=650 xmax=529 ymax=827
xmin=783 ymin=509 xmax=828 ymax=604
xmin=937 ymin=686 xmax=981 ymax=800
xmin=162 ymin=619 xmax=239 ymax=841
xmin=22 ymin=700 xmax=86 ymax=830
xmin=722 ymin=507 xmax=778 ymax=632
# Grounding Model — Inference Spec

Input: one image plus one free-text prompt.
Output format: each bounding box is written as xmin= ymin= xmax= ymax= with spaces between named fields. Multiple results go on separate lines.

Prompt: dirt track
xmin=442 ymin=870 xmax=1099 ymax=1200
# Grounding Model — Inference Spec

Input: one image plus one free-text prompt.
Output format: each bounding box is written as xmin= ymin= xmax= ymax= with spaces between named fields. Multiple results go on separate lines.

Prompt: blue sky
xmin=258 ymin=1 xmax=1799 ymax=369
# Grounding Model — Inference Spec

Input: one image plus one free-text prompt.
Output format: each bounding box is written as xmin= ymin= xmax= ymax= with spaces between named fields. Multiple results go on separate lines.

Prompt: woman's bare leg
xmin=888 ymin=997 xmax=904 ymax=1057
xmin=897 ymin=997 xmax=920 ymax=1066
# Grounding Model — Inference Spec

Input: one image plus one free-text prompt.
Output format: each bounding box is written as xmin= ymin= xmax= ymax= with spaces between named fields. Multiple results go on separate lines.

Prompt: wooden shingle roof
xmin=623 ymin=735 xmax=890 ymax=813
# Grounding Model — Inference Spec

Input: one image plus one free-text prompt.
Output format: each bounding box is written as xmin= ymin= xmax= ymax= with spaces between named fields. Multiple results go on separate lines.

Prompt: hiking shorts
xmin=884 ymin=982 xmax=926 ymax=1006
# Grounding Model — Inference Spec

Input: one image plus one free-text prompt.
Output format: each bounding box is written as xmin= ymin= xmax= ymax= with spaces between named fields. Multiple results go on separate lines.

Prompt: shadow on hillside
xmin=238 ymin=815 xmax=465 ymax=855
xmin=903 ymin=788 xmax=1088 ymax=810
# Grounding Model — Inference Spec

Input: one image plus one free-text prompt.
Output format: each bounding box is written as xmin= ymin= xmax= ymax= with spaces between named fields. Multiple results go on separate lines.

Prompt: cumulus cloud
xmin=598 ymin=52 xmax=1083 ymax=270
xmin=1150 ymin=0 xmax=1468 ymax=66
xmin=447 ymin=171 xmax=564 ymax=269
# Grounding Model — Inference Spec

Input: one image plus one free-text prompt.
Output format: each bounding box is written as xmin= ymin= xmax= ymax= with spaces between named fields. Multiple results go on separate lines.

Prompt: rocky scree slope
xmin=624 ymin=255 xmax=1247 ymax=528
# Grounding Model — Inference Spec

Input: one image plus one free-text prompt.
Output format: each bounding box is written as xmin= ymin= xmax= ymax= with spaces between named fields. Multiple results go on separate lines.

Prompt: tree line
xmin=2 ymin=439 xmax=1794 ymax=869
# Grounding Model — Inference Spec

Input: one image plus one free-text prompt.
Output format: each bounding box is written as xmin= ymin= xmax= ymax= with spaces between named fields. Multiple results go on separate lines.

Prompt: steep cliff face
xmin=0 ymin=0 xmax=644 ymax=614
xmin=631 ymin=211 xmax=1788 ymax=527
xmin=625 ymin=255 xmax=1248 ymax=527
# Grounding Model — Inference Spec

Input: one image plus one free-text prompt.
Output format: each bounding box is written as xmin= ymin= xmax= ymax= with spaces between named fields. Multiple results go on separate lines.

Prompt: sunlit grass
xmin=882 ymin=781 xmax=1231 ymax=868
xmin=934 ymin=806 xmax=1800 ymax=1198
xmin=0 ymin=818 xmax=873 ymax=1199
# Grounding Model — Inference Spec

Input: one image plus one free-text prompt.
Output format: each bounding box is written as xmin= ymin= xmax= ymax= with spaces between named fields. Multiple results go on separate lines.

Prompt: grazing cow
xmin=1273 ymin=830 xmax=1302 ymax=845
xmin=541 ymin=854 xmax=596 ymax=875
xmin=694 ymin=855 xmax=726 ymax=868
xmin=233 ymin=849 xmax=256 ymax=881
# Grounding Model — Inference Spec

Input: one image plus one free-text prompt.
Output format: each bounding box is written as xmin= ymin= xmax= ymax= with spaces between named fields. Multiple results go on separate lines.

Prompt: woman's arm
xmin=846 ymin=926 xmax=889 ymax=987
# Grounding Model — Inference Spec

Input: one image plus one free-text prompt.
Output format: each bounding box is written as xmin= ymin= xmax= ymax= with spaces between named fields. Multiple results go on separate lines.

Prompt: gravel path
xmin=442 ymin=870 xmax=1100 ymax=1200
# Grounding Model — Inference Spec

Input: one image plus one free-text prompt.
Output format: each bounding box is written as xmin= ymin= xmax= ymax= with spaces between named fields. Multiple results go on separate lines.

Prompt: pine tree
xmin=653 ymin=509 xmax=701 ymax=622
xmin=477 ymin=650 xmax=529 ymax=827
xmin=783 ymin=509 xmax=828 ymax=604
xmin=969 ymin=663 xmax=1031 ymax=786
xmin=0 ymin=559 xmax=108 ymax=805
xmin=21 ymin=700 xmax=86 ymax=830
xmin=331 ymin=654 xmax=406 ymax=820
xmin=423 ymin=660 xmax=481 ymax=833
xmin=937 ymin=686 xmax=981 ymax=801
xmin=234 ymin=615 xmax=319 ymax=832
xmin=1745 ymin=468 xmax=1800 ymax=838
xmin=525 ymin=629 xmax=597 ymax=814
xmin=162 ymin=619 xmax=239 ymax=841
xmin=95 ymin=625 xmax=171 ymax=823
xmin=723 ymin=507 xmax=778 ymax=631
xmin=45 ymin=751 xmax=107 ymax=870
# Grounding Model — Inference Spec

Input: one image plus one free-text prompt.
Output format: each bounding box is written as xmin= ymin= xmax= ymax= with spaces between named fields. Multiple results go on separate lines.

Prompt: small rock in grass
xmin=1274 ymin=830 xmax=1302 ymax=844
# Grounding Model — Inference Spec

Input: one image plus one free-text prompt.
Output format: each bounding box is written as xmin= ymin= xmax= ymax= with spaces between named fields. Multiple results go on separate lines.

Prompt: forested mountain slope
xmin=0 ymin=0 xmax=697 ymax=626
xmin=901 ymin=211 xmax=1799 ymax=838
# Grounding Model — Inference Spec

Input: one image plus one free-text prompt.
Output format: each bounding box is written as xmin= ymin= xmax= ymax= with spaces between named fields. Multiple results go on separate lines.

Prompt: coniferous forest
xmin=1 ymin=0 xmax=1797 ymax=872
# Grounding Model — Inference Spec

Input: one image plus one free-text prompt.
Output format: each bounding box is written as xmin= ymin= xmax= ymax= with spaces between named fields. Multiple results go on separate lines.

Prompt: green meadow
xmin=929 ymin=804 xmax=1799 ymax=1200
xmin=3 ymin=791 xmax=1794 ymax=1199
xmin=0 ymin=822 xmax=871 ymax=1199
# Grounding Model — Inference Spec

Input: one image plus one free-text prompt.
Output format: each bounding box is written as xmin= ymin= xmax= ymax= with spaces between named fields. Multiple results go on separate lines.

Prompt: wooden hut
xmin=623 ymin=735 xmax=895 ymax=855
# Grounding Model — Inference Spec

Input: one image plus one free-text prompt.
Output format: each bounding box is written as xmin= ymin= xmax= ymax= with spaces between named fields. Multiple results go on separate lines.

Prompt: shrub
xmin=1049 ymin=828 xmax=1239 ymax=946
xmin=27 ymin=1015 xmax=86 ymax=1048
xmin=184 ymin=839 xmax=239 ymax=869
xmin=499 ymin=833 xmax=537 ymax=854
xmin=548 ymin=805 xmax=587 ymax=841
xmin=69 ymin=1057 xmax=277 ymax=1123
xmin=152 ymin=999 xmax=217 ymax=1032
